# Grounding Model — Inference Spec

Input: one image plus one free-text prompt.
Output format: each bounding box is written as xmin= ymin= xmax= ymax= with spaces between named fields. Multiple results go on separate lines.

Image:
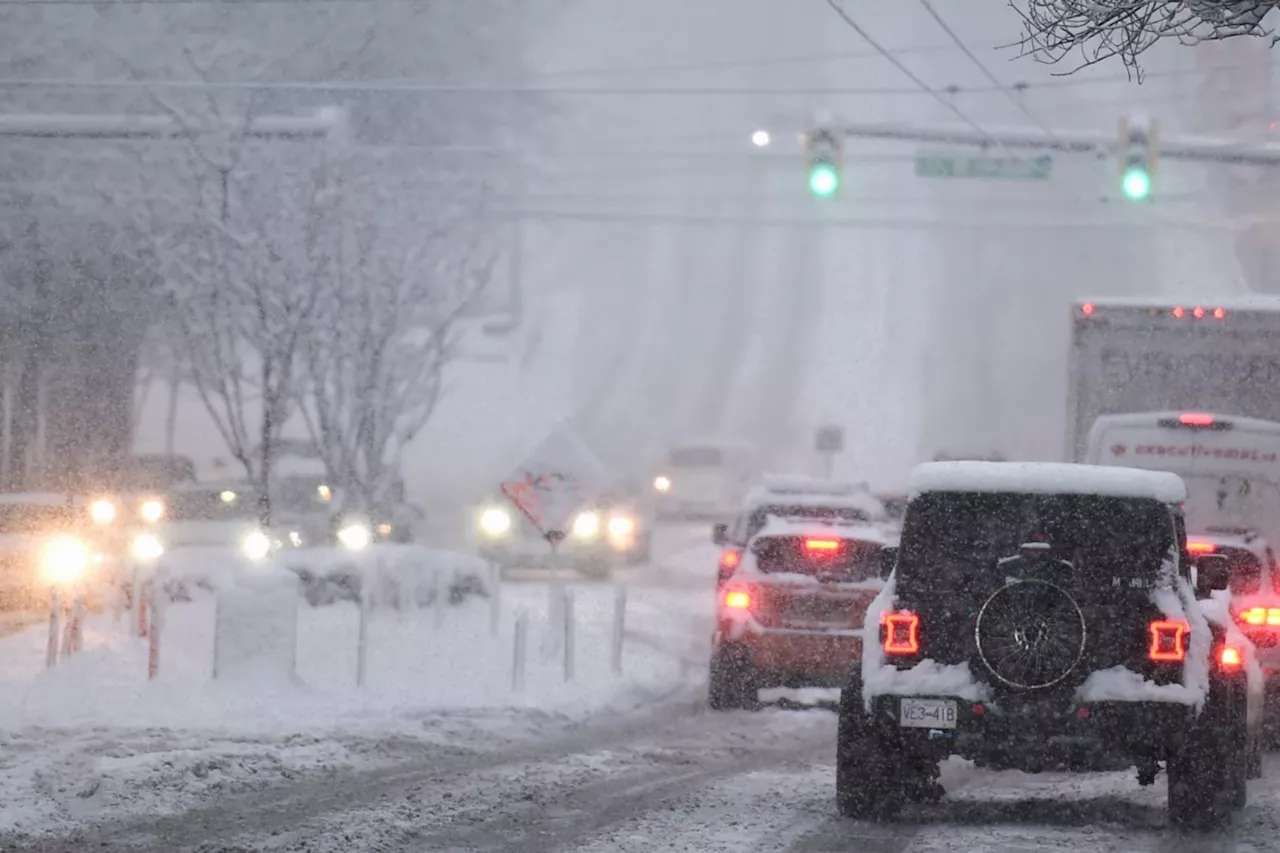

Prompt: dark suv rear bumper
xmin=867 ymin=694 xmax=1196 ymax=771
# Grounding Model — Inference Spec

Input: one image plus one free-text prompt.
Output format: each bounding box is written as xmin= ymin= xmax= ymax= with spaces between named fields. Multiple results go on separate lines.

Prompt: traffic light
xmin=1117 ymin=116 xmax=1158 ymax=201
xmin=806 ymin=127 xmax=842 ymax=198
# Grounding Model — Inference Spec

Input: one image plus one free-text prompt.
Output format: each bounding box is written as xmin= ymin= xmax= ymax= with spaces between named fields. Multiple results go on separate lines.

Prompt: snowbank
xmin=146 ymin=544 xmax=490 ymax=609
xmin=0 ymin=578 xmax=699 ymax=835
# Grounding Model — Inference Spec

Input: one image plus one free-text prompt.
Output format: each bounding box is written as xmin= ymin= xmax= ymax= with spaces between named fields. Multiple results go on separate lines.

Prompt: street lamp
xmin=751 ymin=129 xmax=771 ymax=148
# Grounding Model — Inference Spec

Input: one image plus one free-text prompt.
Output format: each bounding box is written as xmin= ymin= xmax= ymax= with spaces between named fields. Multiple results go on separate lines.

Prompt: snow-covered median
xmin=0 ymin=550 xmax=703 ymax=837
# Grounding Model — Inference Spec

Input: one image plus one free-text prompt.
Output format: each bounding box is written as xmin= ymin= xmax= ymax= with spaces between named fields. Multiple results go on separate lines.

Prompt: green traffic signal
xmin=1121 ymin=166 xmax=1152 ymax=200
xmin=808 ymin=163 xmax=840 ymax=198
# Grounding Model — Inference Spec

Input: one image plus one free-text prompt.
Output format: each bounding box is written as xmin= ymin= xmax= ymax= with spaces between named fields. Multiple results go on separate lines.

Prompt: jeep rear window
xmin=752 ymin=535 xmax=881 ymax=581
xmin=897 ymin=492 xmax=1174 ymax=595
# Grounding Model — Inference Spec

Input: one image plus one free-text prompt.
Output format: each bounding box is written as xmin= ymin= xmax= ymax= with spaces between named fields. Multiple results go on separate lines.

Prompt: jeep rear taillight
xmin=881 ymin=610 xmax=919 ymax=655
xmin=1220 ymin=645 xmax=1243 ymax=669
xmin=723 ymin=589 xmax=751 ymax=610
xmin=1148 ymin=619 xmax=1189 ymax=663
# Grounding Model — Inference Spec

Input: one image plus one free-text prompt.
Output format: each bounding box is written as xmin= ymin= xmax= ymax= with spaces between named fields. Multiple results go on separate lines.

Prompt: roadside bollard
xmin=512 ymin=609 xmax=528 ymax=693
xmin=45 ymin=590 xmax=61 ymax=670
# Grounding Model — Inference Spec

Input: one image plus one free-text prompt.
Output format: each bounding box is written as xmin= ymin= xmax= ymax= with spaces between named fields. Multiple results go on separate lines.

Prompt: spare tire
xmin=974 ymin=579 xmax=1086 ymax=691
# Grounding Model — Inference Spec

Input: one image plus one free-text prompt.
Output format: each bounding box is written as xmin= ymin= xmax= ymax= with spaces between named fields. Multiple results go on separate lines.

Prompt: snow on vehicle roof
xmin=1076 ymin=295 xmax=1280 ymax=313
xmin=908 ymin=461 xmax=1186 ymax=503
xmin=741 ymin=484 xmax=887 ymax=518
xmin=754 ymin=516 xmax=891 ymax=545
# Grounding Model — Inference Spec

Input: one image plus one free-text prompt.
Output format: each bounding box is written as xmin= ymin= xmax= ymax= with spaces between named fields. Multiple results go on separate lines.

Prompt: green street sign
xmin=915 ymin=153 xmax=1052 ymax=181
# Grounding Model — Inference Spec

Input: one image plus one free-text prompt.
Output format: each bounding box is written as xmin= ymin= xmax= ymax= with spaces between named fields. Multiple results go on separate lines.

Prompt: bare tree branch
xmin=1014 ymin=0 xmax=1279 ymax=75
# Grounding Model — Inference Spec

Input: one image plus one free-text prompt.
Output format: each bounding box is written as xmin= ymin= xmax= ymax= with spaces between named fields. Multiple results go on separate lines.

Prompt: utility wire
xmin=825 ymin=0 xmax=1201 ymax=228
xmin=0 ymin=58 xmax=1270 ymax=97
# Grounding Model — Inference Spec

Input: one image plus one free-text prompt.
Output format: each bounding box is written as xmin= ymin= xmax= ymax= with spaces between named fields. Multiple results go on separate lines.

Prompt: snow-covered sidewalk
xmin=0 ymin=562 xmax=711 ymax=837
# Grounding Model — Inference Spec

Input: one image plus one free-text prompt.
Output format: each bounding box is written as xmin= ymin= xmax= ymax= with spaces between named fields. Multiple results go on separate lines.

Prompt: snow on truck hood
xmin=909 ymin=461 xmax=1186 ymax=504
xmin=158 ymin=520 xmax=260 ymax=546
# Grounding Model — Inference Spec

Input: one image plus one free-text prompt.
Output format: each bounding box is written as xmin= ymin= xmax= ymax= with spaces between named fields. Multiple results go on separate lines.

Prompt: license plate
xmin=899 ymin=698 xmax=958 ymax=729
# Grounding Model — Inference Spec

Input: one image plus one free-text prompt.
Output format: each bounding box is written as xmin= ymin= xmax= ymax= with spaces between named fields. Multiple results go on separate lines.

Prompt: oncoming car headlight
xmin=479 ymin=506 xmax=512 ymax=536
xmin=653 ymin=475 xmax=671 ymax=493
xmin=607 ymin=515 xmax=636 ymax=537
xmin=42 ymin=536 xmax=90 ymax=585
xmin=572 ymin=511 xmax=601 ymax=539
xmin=131 ymin=533 xmax=164 ymax=562
xmin=241 ymin=530 xmax=272 ymax=562
xmin=337 ymin=523 xmax=372 ymax=551
xmin=139 ymin=499 xmax=165 ymax=524
xmin=90 ymin=498 xmax=117 ymax=525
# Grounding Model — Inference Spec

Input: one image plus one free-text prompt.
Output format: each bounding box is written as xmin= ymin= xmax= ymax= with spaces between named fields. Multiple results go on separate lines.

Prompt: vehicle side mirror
xmin=878 ymin=546 xmax=898 ymax=580
xmin=1195 ymin=553 xmax=1230 ymax=598
xmin=712 ymin=523 xmax=728 ymax=545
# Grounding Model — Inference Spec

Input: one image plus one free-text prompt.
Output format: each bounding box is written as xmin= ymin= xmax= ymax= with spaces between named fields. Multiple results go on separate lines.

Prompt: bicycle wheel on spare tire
xmin=974 ymin=579 xmax=1087 ymax=691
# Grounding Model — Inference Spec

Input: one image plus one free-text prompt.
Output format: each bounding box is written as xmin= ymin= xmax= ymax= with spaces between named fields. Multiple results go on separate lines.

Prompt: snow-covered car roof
xmin=170 ymin=481 xmax=256 ymax=494
xmin=754 ymin=516 xmax=892 ymax=546
xmin=741 ymin=483 xmax=887 ymax=520
xmin=0 ymin=492 xmax=76 ymax=506
xmin=909 ymin=461 xmax=1186 ymax=504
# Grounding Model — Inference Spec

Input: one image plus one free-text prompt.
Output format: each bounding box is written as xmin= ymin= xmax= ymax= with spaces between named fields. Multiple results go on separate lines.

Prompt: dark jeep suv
xmin=837 ymin=461 xmax=1264 ymax=829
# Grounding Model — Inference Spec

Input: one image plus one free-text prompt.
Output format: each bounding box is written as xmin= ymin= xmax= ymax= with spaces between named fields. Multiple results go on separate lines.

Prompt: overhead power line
xmin=0 ymin=59 xmax=1271 ymax=97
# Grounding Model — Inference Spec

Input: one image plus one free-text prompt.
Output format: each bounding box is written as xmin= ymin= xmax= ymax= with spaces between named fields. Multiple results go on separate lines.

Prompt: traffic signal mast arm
xmin=835 ymin=120 xmax=1280 ymax=168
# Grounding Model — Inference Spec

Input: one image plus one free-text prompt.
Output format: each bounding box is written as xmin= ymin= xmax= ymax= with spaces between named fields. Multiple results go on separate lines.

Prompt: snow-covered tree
xmin=1015 ymin=0 xmax=1278 ymax=73
xmin=299 ymin=173 xmax=501 ymax=513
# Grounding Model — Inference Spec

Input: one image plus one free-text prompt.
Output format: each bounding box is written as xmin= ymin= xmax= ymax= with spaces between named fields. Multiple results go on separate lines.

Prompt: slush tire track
xmin=0 ymin=686 xmax=713 ymax=853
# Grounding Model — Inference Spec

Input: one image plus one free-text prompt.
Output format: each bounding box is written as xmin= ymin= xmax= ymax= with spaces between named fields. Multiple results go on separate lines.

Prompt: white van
xmin=1085 ymin=411 xmax=1280 ymax=543
xmin=652 ymin=443 xmax=757 ymax=520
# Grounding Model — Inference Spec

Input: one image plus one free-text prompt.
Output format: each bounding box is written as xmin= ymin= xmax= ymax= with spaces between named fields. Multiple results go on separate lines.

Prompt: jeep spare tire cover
xmin=974 ymin=580 xmax=1087 ymax=690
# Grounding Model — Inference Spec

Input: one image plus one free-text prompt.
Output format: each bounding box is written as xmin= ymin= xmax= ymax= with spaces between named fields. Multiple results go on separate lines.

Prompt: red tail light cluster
xmin=1187 ymin=539 xmax=1217 ymax=555
xmin=1220 ymin=646 xmax=1243 ymax=669
xmin=1237 ymin=606 xmax=1280 ymax=627
xmin=1148 ymin=619 xmax=1188 ymax=663
xmin=882 ymin=610 xmax=920 ymax=655
xmin=804 ymin=538 xmax=841 ymax=552
xmin=717 ymin=549 xmax=742 ymax=584
xmin=723 ymin=589 xmax=751 ymax=610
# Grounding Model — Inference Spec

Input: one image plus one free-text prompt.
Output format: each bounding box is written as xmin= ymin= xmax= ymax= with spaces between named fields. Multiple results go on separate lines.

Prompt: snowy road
xmin=14 ymin=710 xmax=1278 ymax=852
xmin=3 ymin=527 xmax=1279 ymax=852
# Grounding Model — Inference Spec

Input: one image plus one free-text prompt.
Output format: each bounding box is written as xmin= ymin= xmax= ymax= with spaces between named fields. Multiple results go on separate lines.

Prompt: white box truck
xmin=1068 ymin=296 xmax=1280 ymax=538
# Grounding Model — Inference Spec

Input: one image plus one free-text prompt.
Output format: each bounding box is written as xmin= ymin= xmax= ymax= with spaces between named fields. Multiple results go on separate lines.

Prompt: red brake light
xmin=1149 ymin=619 xmax=1189 ymax=662
xmin=724 ymin=590 xmax=751 ymax=610
xmin=1172 ymin=306 xmax=1185 ymax=318
xmin=1240 ymin=606 xmax=1267 ymax=626
xmin=1081 ymin=302 xmax=1095 ymax=316
xmin=719 ymin=549 xmax=741 ymax=569
xmin=1193 ymin=306 xmax=1205 ymax=319
xmin=1214 ymin=307 xmax=1227 ymax=319
xmin=804 ymin=538 xmax=841 ymax=552
xmin=1179 ymin=412 xmax=1215 ymax=426
xmin=1268 ymin=607 xmax=1280 ymax=626
xmin=882 ymin=610 xmax=920 ymax=655
xmin=1187 ymin=539 xmax=1217 ymax=554
xmin=1220 ymin=646 xmax=1243 ymax=668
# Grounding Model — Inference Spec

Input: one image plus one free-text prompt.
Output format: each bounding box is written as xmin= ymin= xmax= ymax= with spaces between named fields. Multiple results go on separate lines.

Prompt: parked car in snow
xmin=837 ymin=461 xmax=1264 ymax=829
